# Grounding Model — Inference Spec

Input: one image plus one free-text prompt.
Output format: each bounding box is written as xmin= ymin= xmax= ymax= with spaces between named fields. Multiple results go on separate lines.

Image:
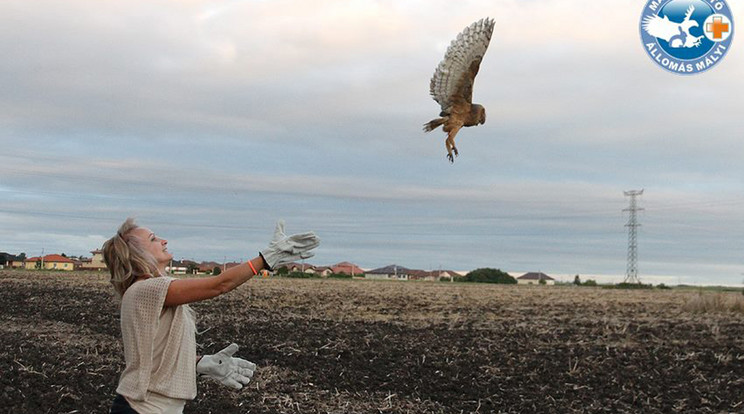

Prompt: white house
xmin=166 ymin=260 xmax=188 ymax=274
xmin=365 ymin=264 xmax=411 ymax=280
xmin=516 ymin=272 xmax=556 ymax=285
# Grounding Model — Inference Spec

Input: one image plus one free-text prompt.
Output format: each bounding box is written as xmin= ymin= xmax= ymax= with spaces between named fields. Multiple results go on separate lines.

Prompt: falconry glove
xmin=197 ymin=343 xmax=256 ymax=390
xmin=260 ymin=220 xmax=320 ymax=271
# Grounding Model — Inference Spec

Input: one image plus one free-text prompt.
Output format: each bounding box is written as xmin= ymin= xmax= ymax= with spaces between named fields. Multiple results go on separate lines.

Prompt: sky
xmin=1 ymin=0 xmax=742 ymax=286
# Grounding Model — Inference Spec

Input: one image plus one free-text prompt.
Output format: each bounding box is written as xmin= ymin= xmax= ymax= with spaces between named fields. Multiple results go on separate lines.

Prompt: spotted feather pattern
xmin=429 ymin=18 xmax=494 ymax=114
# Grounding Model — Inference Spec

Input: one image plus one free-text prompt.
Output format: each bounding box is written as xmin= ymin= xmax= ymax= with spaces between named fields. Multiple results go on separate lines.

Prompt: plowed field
xmin=1 ymin=270 xmax=742 ymax=413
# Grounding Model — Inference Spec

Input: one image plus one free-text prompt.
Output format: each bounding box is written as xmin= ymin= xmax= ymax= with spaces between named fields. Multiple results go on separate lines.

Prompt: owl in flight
xmin=424 ymin=18 xmax=495 ymax=163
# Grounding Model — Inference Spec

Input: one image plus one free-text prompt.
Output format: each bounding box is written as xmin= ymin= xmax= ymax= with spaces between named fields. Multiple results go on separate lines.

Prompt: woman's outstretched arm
xmin=164 ymin=257 xmax=265 ymax=307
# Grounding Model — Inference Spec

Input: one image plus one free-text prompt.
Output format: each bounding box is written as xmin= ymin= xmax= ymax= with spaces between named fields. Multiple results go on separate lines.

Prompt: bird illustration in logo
xmin=643 ymin=5 xmax=702 ymax=48
xmin=424 ymin=18 xmax=495 ymax=163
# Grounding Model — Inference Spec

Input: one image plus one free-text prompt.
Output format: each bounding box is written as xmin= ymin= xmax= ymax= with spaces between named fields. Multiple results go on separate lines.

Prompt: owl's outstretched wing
xmin=429 ymin=18 xmax=495 ymax=114
xmin=642 ymin=14 xmax=677 ymax=41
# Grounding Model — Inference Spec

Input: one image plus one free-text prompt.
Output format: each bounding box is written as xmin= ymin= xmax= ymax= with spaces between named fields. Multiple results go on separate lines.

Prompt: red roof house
xmin=330 ymin=262 xmax=365 ymax=275
xmin=24 ymin=254 xmax=75 ymax=271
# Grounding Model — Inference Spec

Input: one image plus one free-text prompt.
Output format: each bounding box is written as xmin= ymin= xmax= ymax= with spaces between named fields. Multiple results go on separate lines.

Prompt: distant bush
xmin=328 ymin=273 xmax=352 ymax=279
xmin=212 ymin=266 xmax=221 ymax=276
xmin=656 ymin=283 xmax=671 ymax=290
xmin=463 ymin=268 xmax=516 ymax=284
xmin=570 ymin=275 xmax=597 ymax=287
xmin=684 ymin=292 xmax=744 ymax=314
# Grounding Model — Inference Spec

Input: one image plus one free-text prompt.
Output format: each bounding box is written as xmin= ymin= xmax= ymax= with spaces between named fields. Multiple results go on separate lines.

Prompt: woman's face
xmin=130 ymin=227 xmax=173 ymax=266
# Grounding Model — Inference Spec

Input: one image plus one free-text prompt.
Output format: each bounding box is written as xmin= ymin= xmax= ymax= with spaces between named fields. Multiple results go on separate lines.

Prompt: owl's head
xmin=472 ymin=104 xmax=486 ymax=125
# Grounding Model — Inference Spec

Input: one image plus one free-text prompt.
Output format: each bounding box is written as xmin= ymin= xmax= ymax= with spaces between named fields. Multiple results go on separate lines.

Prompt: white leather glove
xmin=260 ymin=220 xmax=320 ymax=271
xmin=196 ymin=343 xmax=256 ymax=390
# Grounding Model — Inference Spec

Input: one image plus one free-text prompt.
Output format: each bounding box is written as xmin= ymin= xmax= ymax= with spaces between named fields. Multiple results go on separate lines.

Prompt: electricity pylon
xmin=623 ymin=189 xmax=644 ymax=284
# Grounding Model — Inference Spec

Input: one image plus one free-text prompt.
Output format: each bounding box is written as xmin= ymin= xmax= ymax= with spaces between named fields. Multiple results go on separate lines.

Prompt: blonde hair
xmin=102 ymin=217 xmax=161 ymax=297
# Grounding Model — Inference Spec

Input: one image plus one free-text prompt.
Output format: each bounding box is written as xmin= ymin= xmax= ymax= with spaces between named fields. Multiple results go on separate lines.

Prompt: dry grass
xmin=683 ymin=291 xmax=744 ymax=314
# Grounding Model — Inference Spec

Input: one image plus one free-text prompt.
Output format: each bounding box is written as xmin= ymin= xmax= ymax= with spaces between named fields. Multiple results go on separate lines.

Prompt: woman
xmin=103 ymin=218 xmax=319 ymax=414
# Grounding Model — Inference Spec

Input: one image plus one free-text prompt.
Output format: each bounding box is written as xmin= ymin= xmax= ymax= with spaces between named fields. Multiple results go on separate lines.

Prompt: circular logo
xmin=640 ymin=0 xmax=734 ymax=74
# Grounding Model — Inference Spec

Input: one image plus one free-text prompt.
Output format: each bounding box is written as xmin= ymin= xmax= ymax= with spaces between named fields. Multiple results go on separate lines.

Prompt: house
xmin=70 ymin=257 xmax=84 ymax=270
xmin=517 ymin=272 xmax=555 ymax=285
xmin=366 ymin=264 xmax=411 ymax=280
xmin=0 ymin=252 xmax=12 ymax=268
xmin=409 ymin=269 xmax=462 ymax=281
xmin=330 ymin=262 xmax=365 ymax=276
xmin=406 ymin=269 xmax=433 ymax=281
xmin=442 ymin=270 xmax=463 ymax=280
xmin=24 ymin=254 xmax=75 ymax=271
xmin=10 ymin=258 xmax=25 ymax=268
xmin=286 ymin=262 xmax=314 ymax=273
xmin=198 ymin=261 xmax=222 ymax=274
xmin=274 ymin=262 xmax=330 ymax=277
xmin=0 ymin=252 xmax=24 ymax=269
xmin=312 ymin=266 xmax=333 ymax=277
xmin=79 ymin=249 xmax=107 ymax=271
xmin=166 ymin=260 xmax=188 ymax=274
xmin=181 ymin=260 xmax=200 ymax=274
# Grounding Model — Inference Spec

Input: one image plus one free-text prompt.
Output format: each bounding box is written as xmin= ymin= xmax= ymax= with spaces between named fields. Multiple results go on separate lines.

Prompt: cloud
xmin=0 ymin=0 xmax=742 ymax=282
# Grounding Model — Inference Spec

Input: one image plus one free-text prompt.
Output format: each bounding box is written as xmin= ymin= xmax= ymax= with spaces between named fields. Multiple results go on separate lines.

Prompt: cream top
xmin=116 ymin=276 xmax=197 ymax=402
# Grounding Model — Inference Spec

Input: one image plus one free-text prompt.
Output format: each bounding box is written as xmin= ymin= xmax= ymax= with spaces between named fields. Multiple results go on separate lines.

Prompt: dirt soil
xmin=1 ymin=270 xmax=743 ymax=413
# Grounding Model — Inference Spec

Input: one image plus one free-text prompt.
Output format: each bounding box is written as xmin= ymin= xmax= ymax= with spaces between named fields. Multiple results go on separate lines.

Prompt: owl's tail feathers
xmin=423 ymin=118 xmax=445 ymax=132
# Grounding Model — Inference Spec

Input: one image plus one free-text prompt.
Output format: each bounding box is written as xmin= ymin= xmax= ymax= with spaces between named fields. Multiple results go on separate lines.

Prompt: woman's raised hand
xmin=260 ymin=220 xmax=320 ymax=270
